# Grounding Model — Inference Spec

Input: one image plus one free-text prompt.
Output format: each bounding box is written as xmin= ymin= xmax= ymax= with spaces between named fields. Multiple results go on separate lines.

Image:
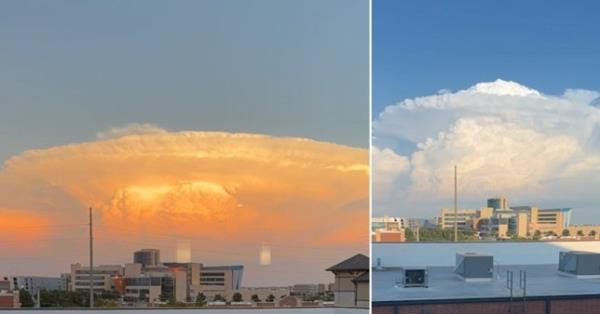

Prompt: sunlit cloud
xmin=0 ymin=130 xmax=368 ymax=284
xmin=374 ymin=79 xmax=600 ymax=218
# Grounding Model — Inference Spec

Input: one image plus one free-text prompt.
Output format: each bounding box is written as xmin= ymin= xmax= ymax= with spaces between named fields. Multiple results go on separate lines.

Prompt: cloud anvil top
xmin=0 ymin=130 xmax=368 ymax=287
xmin=373 ymin=79 xmax=600 ymax=222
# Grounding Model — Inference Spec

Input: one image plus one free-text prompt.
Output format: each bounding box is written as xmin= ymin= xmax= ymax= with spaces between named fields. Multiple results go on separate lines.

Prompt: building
xmin=512 ymin=206 xmax=572 ymax=236
xmin=123 ymin=275 xmax=174 ymax=304
xmin=437 ymin=200 xmax=575 ymax=240
xmin=373 ymin=244 xmax=600 ymax=314
xmin=199 ymin=265 xmax=244 ymax=300
xmin=372 ymin=216 xmax=407 ymax=243
xmin=0 ymin=290 xmax=19 ymax=308
xmin=567 ymin=225 xmax=600 ymax=239
xmin=59 ymin=273 xmax=70 ymax=291
xmin=162 ymin=262 xmax=201 ymax=302
xmin=487 ymin=197 xmax=508 ymax=210
xmin=437 ymin=207 xmax=491 ymax=231
xmin=0 ymin=278 xmax=19 ymax=308
xmin=372 ymin=229 xmax=405 ymax=242
xmin=69 ymin=263 xmax=123 ymax=293
xmin=326 ymin=254 xmax=369 ymax=308
xmin=133 ymin=249 xmax=161 ymax=268
xmin=7 ymin=276 xmax=61 ymax=295
xmin=372 ymin=216 xmax=405 ymax=231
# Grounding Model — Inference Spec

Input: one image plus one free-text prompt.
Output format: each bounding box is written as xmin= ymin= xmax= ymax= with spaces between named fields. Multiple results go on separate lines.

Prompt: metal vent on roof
xmin=455 ymin=252 xmax=493 ymax=281
xmin=559 ymin=251 xmax=600 ymax=279
xmin=401 ymin=268 xmax=428 ymax=288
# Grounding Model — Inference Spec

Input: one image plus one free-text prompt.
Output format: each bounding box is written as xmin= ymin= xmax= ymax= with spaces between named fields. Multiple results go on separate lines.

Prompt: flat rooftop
xmin=373 ymin=264 xmax=600 ymax=303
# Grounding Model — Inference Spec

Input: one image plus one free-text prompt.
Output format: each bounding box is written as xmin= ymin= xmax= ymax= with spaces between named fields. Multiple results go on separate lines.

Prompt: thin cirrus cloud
xmin=373 ymin=79 xmax=600 ymax=221
xmin=0 ymin=129 xmax=368 ymax=285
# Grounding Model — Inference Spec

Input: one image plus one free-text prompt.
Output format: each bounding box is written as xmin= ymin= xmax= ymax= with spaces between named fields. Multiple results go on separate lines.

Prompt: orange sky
xmin=0 ymin=131 xmax=368 ymax=286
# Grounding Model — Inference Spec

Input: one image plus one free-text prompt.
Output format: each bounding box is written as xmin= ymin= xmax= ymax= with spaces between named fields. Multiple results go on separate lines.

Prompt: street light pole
xmin=89 ymin=207 xmax=94 ymax=308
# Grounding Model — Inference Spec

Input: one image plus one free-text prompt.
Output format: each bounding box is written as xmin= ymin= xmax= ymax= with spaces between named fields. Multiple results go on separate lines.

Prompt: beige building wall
xmin=333 ymin=271 xmax=361 ymax=307
xmin=374 ymin=229 xmax=405 ymax=242
xmin=174 ymin=270 xmax=187 ymax=302
xmin=568 ymin=225 xmax=600 ymax=238
xmin=124 ymin=285 xmax=162 ymax=303
xmin=70 ymin=264 xmax=123 ymax=292
xmin=438 ymin=208 xmax=479 ymax=231
xmin=528 ymin=208 xmax=566 ymax=235
xmin=124 ymin=263 xmax=142 ymax=277
xmin=497 ymin=224 xmax=508 ymax=238
xmin=355 ymin=281 xmax=369 ymax=308
xmin=516 ymin=212 xmax=528 ymax=238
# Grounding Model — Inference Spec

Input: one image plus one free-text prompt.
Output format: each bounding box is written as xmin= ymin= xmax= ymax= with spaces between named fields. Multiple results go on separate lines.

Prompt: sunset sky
xmin=0 ymin=0 xmax=368 ymax=286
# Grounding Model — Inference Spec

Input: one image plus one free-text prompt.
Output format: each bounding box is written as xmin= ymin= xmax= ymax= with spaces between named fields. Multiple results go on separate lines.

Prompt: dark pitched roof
xmin=326 ymin=254 xmax=369 ymax=271
xmin=352 ymin=272 xmax=369 ymax=283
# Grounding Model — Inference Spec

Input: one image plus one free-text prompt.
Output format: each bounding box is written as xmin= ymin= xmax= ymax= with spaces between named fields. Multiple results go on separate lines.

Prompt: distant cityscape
xmin=373 ymin=197 xmax=600 ymax=242
xmin=0 ymin=249 xmax=368 ymax=309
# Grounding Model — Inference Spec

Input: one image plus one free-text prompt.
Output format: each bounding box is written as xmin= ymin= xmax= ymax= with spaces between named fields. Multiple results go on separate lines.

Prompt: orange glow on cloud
xmin=0 ymin=131 xmax=367 ymax=284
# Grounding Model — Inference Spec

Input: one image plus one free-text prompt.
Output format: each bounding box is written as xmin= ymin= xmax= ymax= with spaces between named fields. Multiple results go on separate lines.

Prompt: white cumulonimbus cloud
xmin=373 ymin=79 xmax=600 ymax=219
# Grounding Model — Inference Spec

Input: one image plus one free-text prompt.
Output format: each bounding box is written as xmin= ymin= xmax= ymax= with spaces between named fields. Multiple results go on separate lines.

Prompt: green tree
xmin=19 ymin=289 xmax=35 ymax=307
xmin=577 ymin=230 xmax=585 ymax=236
xmin=404 ymin=228 xmax=415 ymax=241
xmin=195 ymin=293 xmax=207 ymax=307
xmin=213 ymin=294 xmax=225 ymax=302
xmin=533 ymin=230 xmax=542 ymax=240
xmin=562 ymin=229 xmax=570 ymax=237
xmin=251 ymin=294 xmax=261 ymax=303
xmin=266 ymin=294 xmax=275 ymax=302
xmin=590 ymin=230 xmax=597 ymax=237
xmin=232 ymin=292 xmax=243 ymax=302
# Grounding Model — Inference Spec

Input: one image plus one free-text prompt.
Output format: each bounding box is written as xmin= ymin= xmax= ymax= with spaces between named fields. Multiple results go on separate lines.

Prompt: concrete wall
xmin=374 ymin=297 xmax=600 ymax=314
xmin=373 ymin=241 xmax=600 ymax=267
xmin=334 ymin=291 xmax=356 ymax=308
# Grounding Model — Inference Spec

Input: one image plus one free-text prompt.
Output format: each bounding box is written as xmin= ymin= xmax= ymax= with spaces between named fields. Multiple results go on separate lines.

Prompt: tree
xmin=562 ymin=229 xmax=570 ymax=237
xmin=195 ymin=293 xmax=206 ymax=307
xmin=577 ymin=230 xmax=585 ymax=236
xmin=533 ymin=230 xmax=542 ymax=240
xmin=251 ymin=294 xmax=261 ymax=303
xmin=404 ymin=228 xmax=415 ymax=241
xmin=590 ymin=230 xmax=597 ymax=237
xmin=266 ymin=294 xmax=275 ymax=302
xmin=544 ymin=231 xmax=556 ymax=237
xmin=213 ymin=294 xmax=225 ymax=302
xmin=19 ymin=289 xmax=35 ymax=307
xmin=232 ymin=292 xmax=243 ymax=302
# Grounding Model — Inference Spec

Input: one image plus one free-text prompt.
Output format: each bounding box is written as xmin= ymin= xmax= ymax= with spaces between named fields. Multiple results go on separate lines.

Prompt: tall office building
xmin=133 ymin=249 xmax=161 ymax=268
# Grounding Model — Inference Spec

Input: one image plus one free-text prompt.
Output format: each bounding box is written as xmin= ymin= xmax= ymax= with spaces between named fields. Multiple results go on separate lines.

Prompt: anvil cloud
xmin=373 ymin=80 xmax=600 ymax=221
xmin=0 ymin=130 xmax=368 ymax=286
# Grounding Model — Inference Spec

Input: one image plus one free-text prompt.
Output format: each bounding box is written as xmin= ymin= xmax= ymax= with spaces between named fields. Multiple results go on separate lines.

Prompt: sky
xmin=0 ymin=0 xmax=369 ymax=163
xmin=373 ymin=0 xmax=600 ymax=223
xmin=0 ymin=0 xmax=368 ymax=286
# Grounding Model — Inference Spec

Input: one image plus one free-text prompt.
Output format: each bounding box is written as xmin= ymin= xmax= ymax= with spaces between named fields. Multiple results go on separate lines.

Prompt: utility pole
xmin=89 ymin=207 xmax=94 ymax=308
xmin=454 ymin=165 xmax=458 ymax=242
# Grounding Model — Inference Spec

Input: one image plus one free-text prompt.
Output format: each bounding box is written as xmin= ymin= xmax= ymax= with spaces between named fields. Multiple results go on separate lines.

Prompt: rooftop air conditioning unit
xmin=455 ymin=252 xmax=493 ymax=281
xmin=402 ymin=268 xmax=428 ymax=288
xmin=559 ymin=251 xmax=600 ymax=278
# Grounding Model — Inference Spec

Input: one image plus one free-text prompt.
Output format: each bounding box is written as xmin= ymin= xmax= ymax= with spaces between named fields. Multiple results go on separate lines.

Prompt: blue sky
xmin=0 ymin=0 xmax=368 ymax=163
xmin=372 ymin=0 xmax=600 ymax=222
xmin=373 ymin=0 xmax=600 ymax=115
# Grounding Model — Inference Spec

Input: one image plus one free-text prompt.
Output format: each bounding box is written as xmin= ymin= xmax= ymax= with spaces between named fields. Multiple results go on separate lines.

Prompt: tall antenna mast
xmin=89 ymin=207 xmax=94 ymax=308
xmin=454 ymin=165 xmax=458 ymax=242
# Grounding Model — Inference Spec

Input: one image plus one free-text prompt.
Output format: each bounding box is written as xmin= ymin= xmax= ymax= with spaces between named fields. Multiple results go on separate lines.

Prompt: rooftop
xmin=373 ymin=264 xmax=600 ymax=303
xmin=326 ymin=254 xmax=369 ymax=272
